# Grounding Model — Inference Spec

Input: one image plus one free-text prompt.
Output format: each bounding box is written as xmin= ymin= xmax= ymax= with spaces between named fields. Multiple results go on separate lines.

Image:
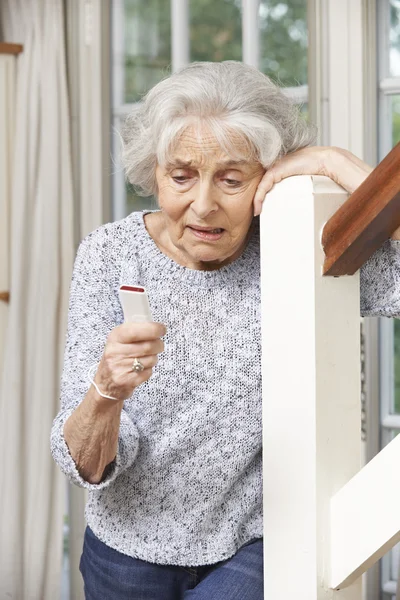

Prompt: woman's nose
xmin=190 ymin=182 xmax=218 ymax=218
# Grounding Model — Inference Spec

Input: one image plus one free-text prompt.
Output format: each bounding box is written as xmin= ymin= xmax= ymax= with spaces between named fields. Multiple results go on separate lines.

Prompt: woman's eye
xmin=172 ymin=176 xmax=190 ymax=184
xmin=224 ymin=178 xmax=241 ymax=186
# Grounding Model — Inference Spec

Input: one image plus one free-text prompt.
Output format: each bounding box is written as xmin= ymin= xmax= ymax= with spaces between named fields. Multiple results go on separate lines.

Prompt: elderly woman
xmin=51 ymin=61 xmax=400 ymax=600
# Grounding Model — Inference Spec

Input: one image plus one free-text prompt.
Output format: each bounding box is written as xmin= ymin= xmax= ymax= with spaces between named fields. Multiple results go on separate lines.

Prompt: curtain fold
xmin=0 ymin=0 xmax=74 ymax=597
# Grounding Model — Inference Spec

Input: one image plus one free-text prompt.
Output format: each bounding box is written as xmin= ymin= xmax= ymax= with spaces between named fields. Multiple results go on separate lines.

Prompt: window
xmin=124 ymin=1 xmax=171 ymax=104
xmin=259 ymin=0 xmax=308 ymax=86
xmin=111 ymin=0 xmax=308 ymax=220
xmin=190 ymin=0 xmax=242 ymax=62
xmin=378 ymin=2 xmax=400 ymax=598
xmin=111 ymin=0 xmax=171 ymax=218
xmin=259 ymin=0 xmax=308 ymax=115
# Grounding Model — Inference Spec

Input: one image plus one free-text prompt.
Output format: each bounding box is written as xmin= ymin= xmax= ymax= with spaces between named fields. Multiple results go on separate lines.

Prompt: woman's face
xmin=155 ymin=125 xmax=265 ymax=270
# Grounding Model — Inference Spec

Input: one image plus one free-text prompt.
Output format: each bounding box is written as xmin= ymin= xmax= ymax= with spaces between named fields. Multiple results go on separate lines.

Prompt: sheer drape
xmin=0 ymin=0 xmax=74 ymax=597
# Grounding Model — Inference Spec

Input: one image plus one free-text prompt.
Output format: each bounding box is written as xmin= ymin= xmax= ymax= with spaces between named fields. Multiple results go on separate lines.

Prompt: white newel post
xmin=261 ymin=175 xmax=362 ymax=599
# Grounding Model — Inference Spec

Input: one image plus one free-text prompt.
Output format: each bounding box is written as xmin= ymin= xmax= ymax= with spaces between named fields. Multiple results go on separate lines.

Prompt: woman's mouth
xmin=187 ymin=226 xmax=225 ymax=241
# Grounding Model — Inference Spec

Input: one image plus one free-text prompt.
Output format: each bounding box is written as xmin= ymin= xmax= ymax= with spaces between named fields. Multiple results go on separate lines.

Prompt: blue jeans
xmin=80 ymin=526 xmax=263 ymax=600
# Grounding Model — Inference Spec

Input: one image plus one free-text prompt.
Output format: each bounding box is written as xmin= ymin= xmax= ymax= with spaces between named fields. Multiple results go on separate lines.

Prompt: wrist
xmin=86 ymin=384 xmax=124 ymax=414
xmin=321 ymin=147 xmax=347 ymax=187
xmin=325 ymin=147 xmax=373 ymax=194
xmin=88 ymin=363 xmax=126 ymax=404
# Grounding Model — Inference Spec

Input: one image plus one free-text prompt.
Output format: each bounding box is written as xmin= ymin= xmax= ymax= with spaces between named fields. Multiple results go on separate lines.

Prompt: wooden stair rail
xmin=322 ymin=142 xmax=400 ymax=276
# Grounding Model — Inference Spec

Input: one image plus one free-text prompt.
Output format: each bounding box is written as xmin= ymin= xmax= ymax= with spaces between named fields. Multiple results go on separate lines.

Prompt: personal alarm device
xmin=119 ymin=285 xmax=153 ymax=323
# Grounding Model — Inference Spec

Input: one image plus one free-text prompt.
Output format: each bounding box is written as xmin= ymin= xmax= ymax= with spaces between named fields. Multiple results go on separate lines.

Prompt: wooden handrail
xmin=0 ymin=292 xmax=10 ymax=303
xmin=0 ymin=43 xmax=23 ymax=55
xmin=322 ymin=143 xmax=400 ymax=276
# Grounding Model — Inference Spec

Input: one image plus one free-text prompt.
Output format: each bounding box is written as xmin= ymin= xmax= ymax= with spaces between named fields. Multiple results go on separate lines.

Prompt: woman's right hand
xmin=93 ymin=321 xmax=166 ymax=403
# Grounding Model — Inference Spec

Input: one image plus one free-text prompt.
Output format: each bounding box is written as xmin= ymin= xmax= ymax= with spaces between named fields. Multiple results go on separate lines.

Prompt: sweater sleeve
xmin=360 ymin=239 xmax=400 ymax=318
xmin=50 ymin=226 xmax=140 ymax=490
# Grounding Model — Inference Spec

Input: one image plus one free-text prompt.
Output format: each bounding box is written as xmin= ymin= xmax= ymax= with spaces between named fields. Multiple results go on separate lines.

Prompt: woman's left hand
xmin=253 ymin=146 xmax=373 ymax=217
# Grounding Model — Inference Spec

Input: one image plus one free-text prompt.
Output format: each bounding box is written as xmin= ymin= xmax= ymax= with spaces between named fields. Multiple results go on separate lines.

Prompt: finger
xmin=109 ymin=354 xmax=158 ymax=378
xmin=116 ymin=338 xmax=165 ymax=358
xmin=253 ymin=185 xmax=271 ymax=214
xmin=126 ymin=354 xmax=158 ymax=372
xmin=253 ymin=173 xmax=275 ymax=215
xmin=112 ymin=321 xmax=167 ymax=344
xmin=254 ymin=170 xmax=285 ymax=215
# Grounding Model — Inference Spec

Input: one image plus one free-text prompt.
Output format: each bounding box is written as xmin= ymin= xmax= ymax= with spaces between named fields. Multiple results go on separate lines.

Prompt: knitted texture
xmin=51 ymin=211 xmax=400 ymax=567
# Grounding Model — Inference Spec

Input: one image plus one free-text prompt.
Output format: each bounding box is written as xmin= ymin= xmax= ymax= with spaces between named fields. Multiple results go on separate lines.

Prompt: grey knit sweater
xmin=51 ymin=211 xmax=400 ymax=567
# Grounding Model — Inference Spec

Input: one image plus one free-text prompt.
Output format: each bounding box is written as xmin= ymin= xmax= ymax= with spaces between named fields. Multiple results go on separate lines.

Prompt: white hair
xmin=121 ymin=61 xmax=317 ymax=196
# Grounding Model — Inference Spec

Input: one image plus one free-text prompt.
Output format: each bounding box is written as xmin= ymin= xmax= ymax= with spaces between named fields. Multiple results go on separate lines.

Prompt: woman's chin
xmin=187 ymin=246 xmax=236 ymax=268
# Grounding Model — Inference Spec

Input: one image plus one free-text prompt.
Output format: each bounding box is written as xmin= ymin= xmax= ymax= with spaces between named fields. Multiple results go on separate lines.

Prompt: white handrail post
xmin=261 ymin=175 xmax=362 ymax=599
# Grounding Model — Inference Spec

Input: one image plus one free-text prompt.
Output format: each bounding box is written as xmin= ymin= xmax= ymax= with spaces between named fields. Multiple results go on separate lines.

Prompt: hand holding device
xmin=88 ymin=285 xmax=164 ymax=402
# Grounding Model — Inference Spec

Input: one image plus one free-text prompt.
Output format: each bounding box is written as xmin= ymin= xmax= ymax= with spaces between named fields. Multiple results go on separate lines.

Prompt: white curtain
xmin=0 ymin=0 xmax=74 ymax=598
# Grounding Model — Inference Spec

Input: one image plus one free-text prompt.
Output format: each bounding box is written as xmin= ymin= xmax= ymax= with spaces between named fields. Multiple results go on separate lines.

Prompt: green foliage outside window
xmin=124 ymin=0 xmax=308 ymax=103
xmin=190 ymin=0 xmax=307 ymax=85
xmin=124 ymin=0 xmax=171 ymax=104
xmin=390 ymin=0 xmax=400 ymax=77
xmin=190 ymin=0 xmax=242 ymax=62
xmin=259 ymin=0 xmax=307 ymax=86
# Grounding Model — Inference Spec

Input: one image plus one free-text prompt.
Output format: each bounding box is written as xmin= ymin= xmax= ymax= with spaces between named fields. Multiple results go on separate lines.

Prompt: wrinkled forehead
xmin=165 ymin=123 xmax=255 ymax=168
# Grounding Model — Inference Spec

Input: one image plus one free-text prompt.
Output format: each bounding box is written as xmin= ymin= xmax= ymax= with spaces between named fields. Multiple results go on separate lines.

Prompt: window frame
xmin=110 ymin=0 xmax=309 ymax=221
xmin=377 ymin=1 xmax=400 ymax=597
xmin=62 ymin=1 xmax=398 ymax=599
xmin=108 ymin=2 xmax=392 ymax=600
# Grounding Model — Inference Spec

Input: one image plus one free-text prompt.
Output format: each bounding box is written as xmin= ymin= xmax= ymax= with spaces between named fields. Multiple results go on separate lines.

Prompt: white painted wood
xmin=330 ymin=434 xmax=400 ymax=590
xmin=77 ymin=0 xmax=111 ymax=238
xmin=282 ymin=84 xmax=308 ymax=103
xmin=0 ymin=54 xmax=15 ymax=395
xmin=308 ymin=3 xmax=379 ymax=596
xmin=379 ymin=77 xmax=400 ymax=94
xmin=65 ymin=3 xmax=111 ymax=597
xmin=361 ymin=0 xmax=378 ymax=169
xmin=307 ymin=0 xmax=330 ymax=146
xmin=382 ymin=415 xmax=400 ymax=429
xmin=171 ymin=0 xmax=189 ymax=72
xmin=111 ymin=0 xmax=127 ymax=222
xmin=261 ymin=175 xmax=361 ymax=599
xmin=242 ymin=0 xmax=259 ymax=68
xmin=327 ymin=0 xmax=364 ymax=157
xmin=309 ymin=0 xmax=369 ymax=158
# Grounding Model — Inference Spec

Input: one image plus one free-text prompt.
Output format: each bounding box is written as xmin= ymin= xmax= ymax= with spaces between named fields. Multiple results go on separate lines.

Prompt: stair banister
xmin=261 ymin=143 xmax=400 ymax=600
